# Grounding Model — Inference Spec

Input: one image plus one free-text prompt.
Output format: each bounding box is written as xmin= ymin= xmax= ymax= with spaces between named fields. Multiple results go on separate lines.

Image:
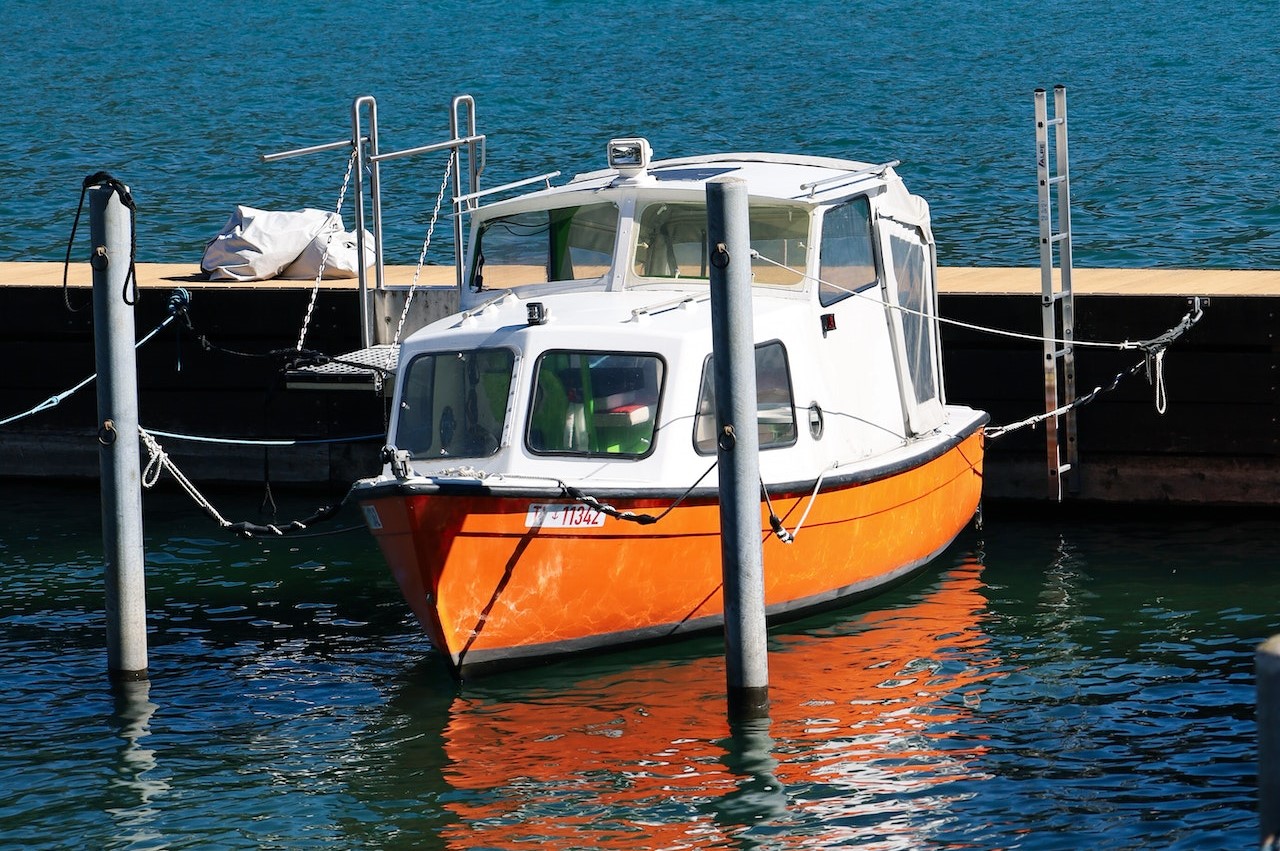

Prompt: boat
xmin=352 ymin=123 xmax=987 ymax=678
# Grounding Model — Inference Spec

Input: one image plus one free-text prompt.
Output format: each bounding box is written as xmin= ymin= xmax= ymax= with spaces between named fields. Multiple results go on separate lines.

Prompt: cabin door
xmin=879 ymin=218 xmax=945 ymax=435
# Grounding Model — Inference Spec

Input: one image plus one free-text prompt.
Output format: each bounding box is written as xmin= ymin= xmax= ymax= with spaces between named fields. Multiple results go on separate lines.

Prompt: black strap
xmin=63 ymin=172 xmax=140 ymax=311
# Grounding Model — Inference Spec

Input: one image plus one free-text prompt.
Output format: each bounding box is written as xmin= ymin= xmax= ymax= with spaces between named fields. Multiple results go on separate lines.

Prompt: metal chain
xmin=393 ymin=154 xmax=455 ymax=345
xmin=296 ymin=148 xmax=359 ymax=352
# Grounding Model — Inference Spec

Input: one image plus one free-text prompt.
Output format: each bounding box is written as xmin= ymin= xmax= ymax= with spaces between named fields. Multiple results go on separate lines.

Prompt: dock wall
xmin=1 ymin=263 xmax=1275 ymax=506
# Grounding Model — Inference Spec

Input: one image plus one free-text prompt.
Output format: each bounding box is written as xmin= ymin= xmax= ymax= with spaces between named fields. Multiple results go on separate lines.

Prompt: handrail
xmin=351 ymin=95 xmax=381 ymax=348
xmin=370 ymin=133 xmax=487 ymax=164
xmin=454 ymin=171 xmax=561 ymax=206
xmin=261 ymin=138 xmax=358 ymax=162
xmin=799 ymin=160 xmax=899 ymax=197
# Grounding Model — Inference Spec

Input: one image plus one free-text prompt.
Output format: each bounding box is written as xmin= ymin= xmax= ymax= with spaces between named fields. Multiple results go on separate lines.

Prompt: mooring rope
xmin=558 ymin=461 xmax=718 ymax=525
xmin=749 ymin=251 xmax=1196 ymax=353
xmin=748 ymin=251 xmax=1206 ymax=434
xmin=0 ymin=312 xmax=178 ymax=428
xmin=139 ymin=426 xmax=352 ymax=537
xmin=62 ymin=172 xmax=140 ymax=311
xmin=984 ymin=303 xmax=1203 ymax=438
xmin=139 ymin=427 xmax=384 ymax=447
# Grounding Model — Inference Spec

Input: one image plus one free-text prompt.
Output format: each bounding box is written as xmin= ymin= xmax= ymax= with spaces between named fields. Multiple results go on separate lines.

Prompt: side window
xmin=693 ymin=341 xmax=797 ymax=454
xmin=471 ymin=203 xmax=618 ymax=290
xmin=527 ymin=351 xmax=664 ymax=457
xmin=395 ymin=349 xmax=515 ymax=459
xmin=889 ymin=232 xmax=938 ymax=405
xmin=818 ymin=198 xmax=877 ymax=306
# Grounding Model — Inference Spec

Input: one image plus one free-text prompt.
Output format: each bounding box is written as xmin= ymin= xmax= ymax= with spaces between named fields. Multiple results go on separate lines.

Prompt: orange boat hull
xmin=361 ymin=429 xmax=983 ymax=676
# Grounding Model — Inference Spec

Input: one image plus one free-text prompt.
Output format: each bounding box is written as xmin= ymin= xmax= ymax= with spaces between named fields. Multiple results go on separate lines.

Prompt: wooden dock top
xmin=3 ymin=261 xmax=1278 ymax=296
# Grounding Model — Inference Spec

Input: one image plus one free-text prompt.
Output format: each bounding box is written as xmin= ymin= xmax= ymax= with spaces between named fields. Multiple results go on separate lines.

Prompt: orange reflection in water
xmin=440 ymin=559 xmax=998 ymax=849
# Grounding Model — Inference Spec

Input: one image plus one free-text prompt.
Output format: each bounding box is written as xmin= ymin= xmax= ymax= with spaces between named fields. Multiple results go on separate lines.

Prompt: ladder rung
xmin=1057 ymin=462 xmax=1073 ymax=474
xmin=1047 ymin=175 xmax=1068 ymax=186
xmin=1050 ymin=232 xmax=1070 ymax=244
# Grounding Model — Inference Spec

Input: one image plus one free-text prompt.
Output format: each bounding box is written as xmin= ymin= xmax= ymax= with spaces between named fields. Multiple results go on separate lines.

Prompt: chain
xmin=296 ymin=148 xmax=359 ymax=352
xmin=393 ymin=154 xmax=456 ymax=345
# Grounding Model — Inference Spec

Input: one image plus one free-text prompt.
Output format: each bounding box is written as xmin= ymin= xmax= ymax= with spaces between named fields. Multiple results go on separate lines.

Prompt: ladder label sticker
xmin=525 ymin=503 xmax=606 ymax=528
xmin=362 ymin=505 xmax=383 ymax=530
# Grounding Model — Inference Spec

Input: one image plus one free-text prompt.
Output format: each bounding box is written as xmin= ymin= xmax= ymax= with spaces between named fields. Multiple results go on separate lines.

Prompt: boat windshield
xmin=633 ymin=202 xmax=809 ymax=286
xmin=470 ymin=202 xmax=618 ymax=291
xmin=527 ymin=350 xmax=664 ymax=457
xmin=394 ymin=348 xmax=515 ymax=459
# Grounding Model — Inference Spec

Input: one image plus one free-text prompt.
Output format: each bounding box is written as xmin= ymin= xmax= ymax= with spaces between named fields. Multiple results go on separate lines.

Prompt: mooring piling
xmin=706 ymin=176 xmax=769 ymax=721
xmin=90 ymin=180 xmax=149 ymax=682
xmin=1260 ymin=635 xmax=1280 ymax=848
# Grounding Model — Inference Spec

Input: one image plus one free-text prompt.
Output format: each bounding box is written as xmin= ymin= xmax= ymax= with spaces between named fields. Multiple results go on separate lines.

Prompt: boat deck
xmin=5 ymin=261 xmax=1280 ymax=296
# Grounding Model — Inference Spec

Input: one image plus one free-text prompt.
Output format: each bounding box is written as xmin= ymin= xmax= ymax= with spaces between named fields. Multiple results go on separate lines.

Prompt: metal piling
xmin=90 ymin=181 xmax=149 ymax=682
xmin=706 ymin=177 xmax=769 ymax=721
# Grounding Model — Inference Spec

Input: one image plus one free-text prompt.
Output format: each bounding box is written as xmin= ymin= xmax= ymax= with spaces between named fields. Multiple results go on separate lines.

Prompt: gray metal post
xmin=706 ymin=177 xmax=769 ymax=721
xmin=90 ymin=183 xmax=149 ymax=682
xmin=1260 ymin=635 xmax=1280 ymax=848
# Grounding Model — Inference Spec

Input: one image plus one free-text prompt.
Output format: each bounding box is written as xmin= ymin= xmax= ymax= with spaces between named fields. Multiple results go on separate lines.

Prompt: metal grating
xmin=285 ymin=343 xmax=399 ymax=392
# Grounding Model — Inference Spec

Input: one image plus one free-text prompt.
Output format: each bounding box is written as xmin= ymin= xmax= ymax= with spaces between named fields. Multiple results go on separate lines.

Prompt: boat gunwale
xmin=352 ymin=409 xmax=987 ymax=503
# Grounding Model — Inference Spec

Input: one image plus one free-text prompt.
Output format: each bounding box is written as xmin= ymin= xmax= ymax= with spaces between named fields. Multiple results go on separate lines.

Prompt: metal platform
xmin=285 ymin=344 xmax=399 ymax=393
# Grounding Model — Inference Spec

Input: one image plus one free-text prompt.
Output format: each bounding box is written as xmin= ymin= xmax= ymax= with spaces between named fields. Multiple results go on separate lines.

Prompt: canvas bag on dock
xmin=201 ymin=205 xmax=373 ymax=281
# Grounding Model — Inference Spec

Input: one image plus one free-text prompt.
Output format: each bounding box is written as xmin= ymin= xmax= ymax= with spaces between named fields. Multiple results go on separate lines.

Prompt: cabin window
xmin=818 ymin=197 xmax=877 ymax=306
xmin=889 ymin=232 xmax=938 ymax=405
xmin=394 ymin=348 xmax=515 ymax=459
xmin=633 ymin=202 xmax=808 ymax=286
xmin=693 ymin=341 xmax=797 ymax=454
xmin=470 ymin=202 xmax=618 ymax=290
xmin=526 ymin=351 xmax=665 ymax=457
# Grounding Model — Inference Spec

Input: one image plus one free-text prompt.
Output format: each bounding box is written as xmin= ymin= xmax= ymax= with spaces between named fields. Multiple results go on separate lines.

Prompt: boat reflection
xmin=437 ymin=557 xmax=998 ymax=848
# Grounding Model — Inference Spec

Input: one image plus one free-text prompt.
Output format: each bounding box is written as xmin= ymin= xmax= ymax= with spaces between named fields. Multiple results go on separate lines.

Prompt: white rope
xmin=393 ymin=154 xmax=455 ymax=345
xmin=749 ymin=251 xmax=1153 ymax=352
xmin=0 ymin=315 xmax=175 ymax=427
xmin=139 ymin=426 xmax=382 ymax=447
xmin=762 ymin=465 xmax=833 ymax=544
xmin=1150 ymin=348 xmax=1168 ymax=414
xmin=296 ymin=149 xmax=359 ymax=352
xmin=139 ymin=427 xmax=232 ymax=529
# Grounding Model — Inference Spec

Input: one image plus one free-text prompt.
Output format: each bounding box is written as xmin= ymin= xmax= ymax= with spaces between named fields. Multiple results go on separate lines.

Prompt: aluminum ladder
xmin=1035 ymin=85 xmax=1078 ymax=500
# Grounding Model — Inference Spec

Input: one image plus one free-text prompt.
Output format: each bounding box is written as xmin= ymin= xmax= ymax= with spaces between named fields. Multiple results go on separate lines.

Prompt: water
xmin=0 ymin=485 xmax=1273 ymax=848
xmin=3 ymin=1 xmax=1278 ymax=847
xmin=2 ymin=0 xmax=1278 ymax=269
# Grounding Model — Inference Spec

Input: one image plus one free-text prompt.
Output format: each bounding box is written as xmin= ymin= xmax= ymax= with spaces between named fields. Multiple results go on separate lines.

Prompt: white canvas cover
xmin=200 ymin=206 xmax=373 ymax=281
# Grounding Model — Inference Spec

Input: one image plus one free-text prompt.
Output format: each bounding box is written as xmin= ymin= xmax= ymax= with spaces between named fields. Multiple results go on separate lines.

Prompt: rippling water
xmin=0 ymin=484 xmax=1272 ymax=848
xmin=3 ymin=0 xmax=1278 ymax=269
xmin=4 ymin=2 xmax=1277 ymax=847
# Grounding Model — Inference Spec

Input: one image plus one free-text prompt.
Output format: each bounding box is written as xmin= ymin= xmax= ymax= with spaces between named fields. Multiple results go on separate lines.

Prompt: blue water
xmin=1 ymin=485 xmax=1274 ymax=849
xmin=3 ymin=0 xmax=1278 ymax=269
xmin=3 ymin=2 xmax=1279 ymax=847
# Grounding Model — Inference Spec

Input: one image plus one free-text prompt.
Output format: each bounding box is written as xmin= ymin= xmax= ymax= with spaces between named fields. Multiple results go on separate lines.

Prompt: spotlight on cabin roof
xmin=607 ymin=137 xmax=651 ymax=178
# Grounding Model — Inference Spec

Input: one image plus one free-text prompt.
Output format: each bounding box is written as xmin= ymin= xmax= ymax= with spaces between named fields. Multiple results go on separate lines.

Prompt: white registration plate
xmin=525 ymin=503 xmax=606 ymax=528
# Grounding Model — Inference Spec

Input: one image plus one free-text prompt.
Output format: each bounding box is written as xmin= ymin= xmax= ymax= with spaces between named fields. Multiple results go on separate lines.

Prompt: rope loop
xmin=985 ymin=300 xmax=1204 ymax=439
xmin=63 ymin=171 xmax=141 ymax=311
xmin=139 ymin=426 xmax=352 ymax=537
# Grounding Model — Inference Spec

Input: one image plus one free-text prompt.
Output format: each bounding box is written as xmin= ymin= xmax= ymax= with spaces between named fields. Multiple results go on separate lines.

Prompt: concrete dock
xmin=1 ymin=262 xmax=1275 ymax=506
